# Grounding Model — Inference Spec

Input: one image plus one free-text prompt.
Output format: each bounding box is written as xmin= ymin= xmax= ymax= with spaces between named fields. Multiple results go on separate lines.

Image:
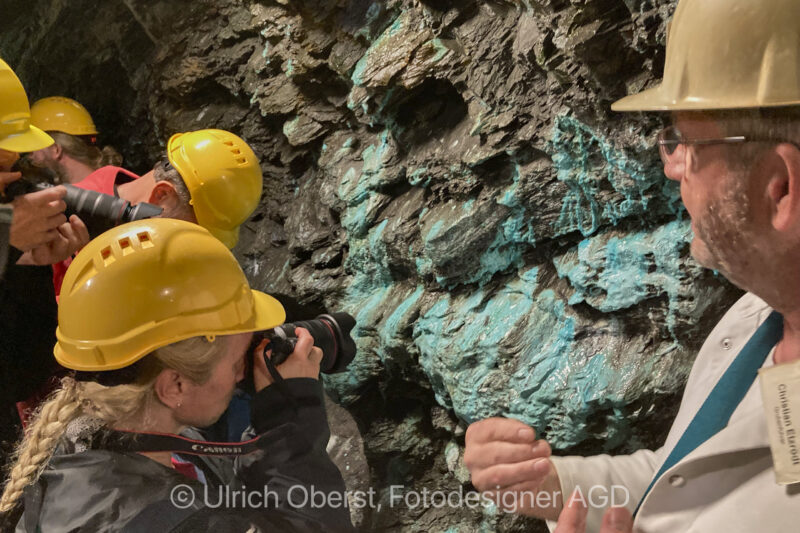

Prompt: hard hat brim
xmin=250 ymin=290 xmax=287 ymax=331
xmin=206 ymin=224 xmax=239 ymax=249
xmin=612 ymin=86 xmax=674 ymax=112
xmin=0 ymin=125 xmax=54 ymax=152
xmin=612 ymin=85 xmax=800 ymax=112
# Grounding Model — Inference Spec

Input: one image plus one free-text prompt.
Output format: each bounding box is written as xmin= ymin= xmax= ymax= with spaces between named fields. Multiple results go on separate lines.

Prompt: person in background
xmin=29 ymin=96 xmax=124 ymax=186
xmin=44 ymin=128 xmax=264 ymax=297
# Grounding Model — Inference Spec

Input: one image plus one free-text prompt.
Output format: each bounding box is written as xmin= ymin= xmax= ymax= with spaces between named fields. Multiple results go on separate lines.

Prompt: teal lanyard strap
xmin=634 ymin=311 xmax=783 ymax=516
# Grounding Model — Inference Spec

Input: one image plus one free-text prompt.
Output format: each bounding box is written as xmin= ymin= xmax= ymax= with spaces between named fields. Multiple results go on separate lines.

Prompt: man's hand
xmin=0 ymin=169 xmax=22 ymax=193
xmin=554 ymin=490 xmax=634 ymax=533
xmin=253 ymin=327 xmax=322 ymax=392
xmin=0 ymin=150 xmax=20 ymax=173
xmin=21 ymin=215 xmax=89 ymax=265
xmin=7 ymin=182 xmax=68 ymax=252
xmin=465 ymin=417 xmax=562 ymax=520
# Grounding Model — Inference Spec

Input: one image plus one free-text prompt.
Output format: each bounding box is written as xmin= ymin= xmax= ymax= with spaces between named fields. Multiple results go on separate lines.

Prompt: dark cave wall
xmin=1 ymin=1 xmax=742 ymax=530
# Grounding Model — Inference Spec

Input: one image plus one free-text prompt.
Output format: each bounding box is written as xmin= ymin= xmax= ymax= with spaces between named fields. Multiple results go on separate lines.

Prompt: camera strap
xmin=259 ymin=341 xmax=300 ymax=416
xmin=87 ymin=423 xmax=297 ymax=457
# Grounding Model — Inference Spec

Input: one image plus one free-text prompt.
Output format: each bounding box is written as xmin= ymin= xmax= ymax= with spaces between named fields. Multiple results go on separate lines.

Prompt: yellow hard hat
xmin=167 ymin=129 xmax=263 ymax=249
xmin=55 ymin=218 xmax=285 ymax=371
xmin=613 ymin=0 xmax=800 ymax=112
xmin=0 ymin=58 xmax=54 ymax=152
xmin=31 ymin=96 xmax=99 ymax=136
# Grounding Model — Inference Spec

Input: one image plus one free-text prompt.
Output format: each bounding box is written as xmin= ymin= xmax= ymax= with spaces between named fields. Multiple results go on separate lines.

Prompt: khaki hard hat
xmin=167 ymin=129 xmax=263 ymax=249
xmin=0 ymin=58 xmax=54 ymax=152
xmin=613 ymin=0 xmax=800 ymax=112
xmin=31 ymin=96 xmax=99 ymax=136
xmin=55 ymin=219 xmax=285 ymax=371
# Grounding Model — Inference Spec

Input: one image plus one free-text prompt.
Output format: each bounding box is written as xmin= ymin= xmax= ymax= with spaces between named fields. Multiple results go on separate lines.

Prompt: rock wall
xmin=1 ymin=1 xmax=742 ymax=530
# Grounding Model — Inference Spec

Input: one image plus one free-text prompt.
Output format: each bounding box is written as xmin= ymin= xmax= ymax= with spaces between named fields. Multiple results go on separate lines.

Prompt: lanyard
xmin=635 ymin=311 xmax=783 ymax=515
xmin=87 ymin=422 xmax=297 ymax=457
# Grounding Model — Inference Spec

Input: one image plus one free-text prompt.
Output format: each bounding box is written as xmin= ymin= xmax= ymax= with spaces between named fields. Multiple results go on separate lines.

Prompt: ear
xmin=148 ymin=180 xmax=179 ymax=208
xmin=767 ymin=143 xmax=800 ymax=232
xmin=153 ymin=368 xmax=185 ymax=409
xmin=48 ymin=143 xmax=63 ymax=160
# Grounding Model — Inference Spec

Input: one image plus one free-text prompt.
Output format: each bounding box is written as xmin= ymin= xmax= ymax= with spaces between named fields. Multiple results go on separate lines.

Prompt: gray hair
xmin=153 ymin=159 xmax=194 ymax=219
xmin=714 ymin=107 xmax=800 ymax=167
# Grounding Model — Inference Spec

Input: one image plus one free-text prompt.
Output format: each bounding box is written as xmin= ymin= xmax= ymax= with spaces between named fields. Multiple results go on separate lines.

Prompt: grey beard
xmin=693 ymin=179 xmax=755 ymax=285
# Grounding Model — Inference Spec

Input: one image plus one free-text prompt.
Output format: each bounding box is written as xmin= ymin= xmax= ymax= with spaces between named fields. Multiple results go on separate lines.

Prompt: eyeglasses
xmin=657 ymin=126 xmax=800 ymax=167
xmin=657 ymin=126 xmax=747 ymax=166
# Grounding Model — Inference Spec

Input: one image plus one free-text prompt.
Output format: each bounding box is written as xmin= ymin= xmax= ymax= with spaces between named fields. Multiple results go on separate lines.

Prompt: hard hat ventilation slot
xmin=119 ymin=237 xmax=134 ymax=256
xmin=236 ymin=157 xmax=247 ymax=164
xmin=100 ymin=246 xmax=116 ymax=266
xmin=231 ymin=148 xmax=241 ymax=155
xmin=223 ymin=141 xmax=234 ymax=146
xmin=137 ymin=232 xmax=154 ymax=249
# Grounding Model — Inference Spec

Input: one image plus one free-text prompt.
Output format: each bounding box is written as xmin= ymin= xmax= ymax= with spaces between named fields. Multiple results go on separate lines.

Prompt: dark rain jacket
xmin=0 ymin=245 xmax=61 ymax=463
xmin=0 ymin=246 xmax=60 ymax=408
xmin=0 ymin=204 xmax=11 ymax=280
xmin=15 ymin=378 xmax=355 ymax=533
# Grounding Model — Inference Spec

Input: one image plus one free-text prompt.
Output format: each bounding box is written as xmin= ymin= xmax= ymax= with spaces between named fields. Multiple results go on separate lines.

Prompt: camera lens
xmin=63 ymin=185 xmax=163 ymax=238
xmin=273 ymin=313 xmax=357 ymax=373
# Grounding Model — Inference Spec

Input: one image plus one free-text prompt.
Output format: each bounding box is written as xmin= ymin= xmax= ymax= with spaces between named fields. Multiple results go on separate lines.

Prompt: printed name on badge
xmin=759 ymin=359 xmax=800 ymax=485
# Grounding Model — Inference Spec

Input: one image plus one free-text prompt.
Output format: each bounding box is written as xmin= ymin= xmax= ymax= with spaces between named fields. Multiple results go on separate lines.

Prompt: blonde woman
xmin=0 ymin=218 xmax=353 ymax=532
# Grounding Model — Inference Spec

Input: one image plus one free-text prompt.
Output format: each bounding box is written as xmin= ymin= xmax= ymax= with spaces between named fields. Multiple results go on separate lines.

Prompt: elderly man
xmin=46 ymin=128 xmax=263 ymax=296
xmin=465 ymin=0 xmax=800 ymax=531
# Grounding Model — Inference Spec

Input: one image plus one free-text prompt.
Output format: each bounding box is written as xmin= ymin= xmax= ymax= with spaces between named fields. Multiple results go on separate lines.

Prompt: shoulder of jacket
xmin=729 ymin=292 xmax=771 ymax=319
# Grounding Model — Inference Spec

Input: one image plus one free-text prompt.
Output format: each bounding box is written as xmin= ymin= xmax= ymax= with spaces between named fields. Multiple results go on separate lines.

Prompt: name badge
xmin=759 ymin=359 xmax=800 ymax=485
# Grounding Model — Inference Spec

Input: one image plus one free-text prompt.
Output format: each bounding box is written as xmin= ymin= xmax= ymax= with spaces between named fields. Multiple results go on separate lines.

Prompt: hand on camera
xmin=5 ymin=179 xmax=68 ymax=252
xmin=252 ymin=327 xmax=322 ymax=392
xmin=464 ymin=417 xmax=562 ymax=519
xmin=20 ymin=215 xmax=90 ymax=265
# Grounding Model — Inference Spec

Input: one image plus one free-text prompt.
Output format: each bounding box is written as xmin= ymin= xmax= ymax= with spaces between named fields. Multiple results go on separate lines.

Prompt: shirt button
xmin=722 ymin=338 xmax=733 ymax=350
xmin=669 ymin=475 xmax=686 ymax=487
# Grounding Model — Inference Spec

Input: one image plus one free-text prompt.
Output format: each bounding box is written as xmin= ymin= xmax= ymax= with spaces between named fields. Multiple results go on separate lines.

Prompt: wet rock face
xmin=3 ymin=0 xmax=742 ymax=530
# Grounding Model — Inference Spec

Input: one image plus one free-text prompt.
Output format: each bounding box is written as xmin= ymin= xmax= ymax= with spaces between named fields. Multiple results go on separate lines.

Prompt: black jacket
xmin=16 ymin=378 xmax=355 ymax=533
xmin=0 ymin=246 xmax=59 ymax=408
xmin=0 ymin=205 xmax=11 ymax=280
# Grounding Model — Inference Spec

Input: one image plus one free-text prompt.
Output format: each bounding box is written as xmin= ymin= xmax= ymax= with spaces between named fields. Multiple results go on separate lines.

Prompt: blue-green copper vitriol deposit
xmin=3 ymin=0 xmax=739 ymax=529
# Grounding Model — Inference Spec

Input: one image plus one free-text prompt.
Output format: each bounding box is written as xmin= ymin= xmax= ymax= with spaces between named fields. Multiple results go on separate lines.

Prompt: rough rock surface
xmin=2 ymin=0 xmax=742 ymax=530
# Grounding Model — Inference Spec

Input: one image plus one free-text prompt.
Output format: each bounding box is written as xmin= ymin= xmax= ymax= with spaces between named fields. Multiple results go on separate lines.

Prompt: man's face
xmin=27 ymin=145 xmax=58 ymax=170
xmin=665 ymin=114 xmax=757 ymax=285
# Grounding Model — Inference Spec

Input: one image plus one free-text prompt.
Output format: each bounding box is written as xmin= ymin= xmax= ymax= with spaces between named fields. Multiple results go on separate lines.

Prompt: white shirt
xmin=548 ymin=293 xmax=798 ymax=532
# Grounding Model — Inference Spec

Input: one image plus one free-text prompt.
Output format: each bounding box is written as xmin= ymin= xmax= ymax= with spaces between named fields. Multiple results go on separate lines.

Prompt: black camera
xmin=240 ymin=312 xmax=357 ymax=394
xmin=2 ymin=156 xmax=163 ymax=238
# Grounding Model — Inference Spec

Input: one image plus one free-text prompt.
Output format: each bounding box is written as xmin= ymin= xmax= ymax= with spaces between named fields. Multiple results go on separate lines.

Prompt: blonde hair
xmin=0 ymin=335 xmax=229 ymax=513
xmin=50 ymin=131 xmax=123 ymax=169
